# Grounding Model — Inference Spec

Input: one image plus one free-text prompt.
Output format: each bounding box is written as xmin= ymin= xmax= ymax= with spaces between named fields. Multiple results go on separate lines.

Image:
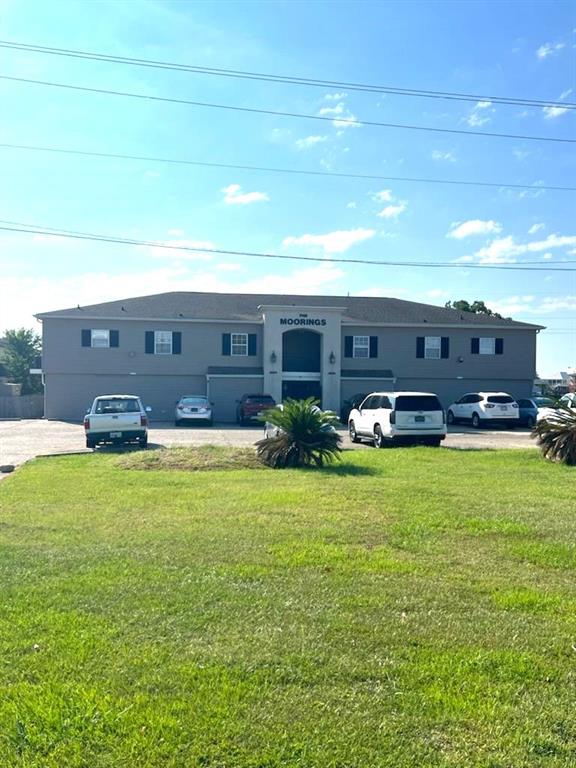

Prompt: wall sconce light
xmin=329 ymin=351 xmax=336 ymax=365
xmin=270 ymin=351 xmax=277 ymax=364
xmin=457 ymin=356 xmax=464 ymax=363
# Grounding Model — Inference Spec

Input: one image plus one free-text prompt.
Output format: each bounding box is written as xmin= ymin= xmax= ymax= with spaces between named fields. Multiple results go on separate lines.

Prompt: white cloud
xmin=542 ymin=105 xmax=569 ymax=119
xmin=560 ymin=88 xmax=573 ymax=100
xmin=283 ymin=228 xmax=376 ymax=254
xmin=167 ymin=228 xmax=184 ymax=237
xmin=373 ymin=189 xmax=393 ymax=202
xmin=466 ymin=101 xmax=493 ymax=128
xmin=295 ymin=134 xmax=328 ymax=150
xmin=324 ymin=92 xmax=347 ymax=101
xmin=346 ymin=201 xmax=357 ymax=209
xmin=431 ymin=150 xmax=457 ymax=162
xmin=318 ymin=101 xmax=361 ymax=129
xmin=528 ymin=223 xmax=545 ymax=235
xmin=447 ymin=220 xmax=502 ymax=239
xmin=463 ymin=233 xmax=576 ymax=264
xmin=222 ymin=184 xmax=269 ymax=205
xmin=425 ymin=288 xmax=450 ymax=299
xmin=486 ymin=294 xmax=576 ymax=317
xmin=537 ymin=41 xmax=565 ymax=59
xmin=352 ymin=287 xmax=409 ymax=298
xmin=377 ymin=203 xmax=407 ymax=219
xmin=513 ymin=148 xmax=531 ymax=161
xmin=319 ymin=104 xmax=344 ymax=117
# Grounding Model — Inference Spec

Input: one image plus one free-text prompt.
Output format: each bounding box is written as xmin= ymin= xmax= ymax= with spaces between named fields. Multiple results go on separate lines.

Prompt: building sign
xmin=280 ymin=318 xmax=327 ymax=327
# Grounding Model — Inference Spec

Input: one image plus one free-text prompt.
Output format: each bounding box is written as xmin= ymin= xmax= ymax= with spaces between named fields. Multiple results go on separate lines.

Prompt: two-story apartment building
xmin=36 ymin=291 xmax=543 ymax=421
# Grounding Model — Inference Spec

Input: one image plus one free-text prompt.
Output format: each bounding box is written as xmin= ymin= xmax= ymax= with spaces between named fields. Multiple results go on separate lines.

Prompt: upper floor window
xmin=353 ymin=336 xmax=369 ymax=358
xmin=231 ymin=333 xmax=248 ymax=356
xmin=145 ymin=330 xmax=182 ymax=355
xmin=425 ymin=336 xmax=441 ymax=359
xmin=344 ymin=335 xmax=378 ymax=358
xmin=471 ymin=337 xmax=503 ymax=355
xmin=154 ymin=330 xmax=173 ymax=355
xmin=82 ymin=329 xmax=119 ymax=348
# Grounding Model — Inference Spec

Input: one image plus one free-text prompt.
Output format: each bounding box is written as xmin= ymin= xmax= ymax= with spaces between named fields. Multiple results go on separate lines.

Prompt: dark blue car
xmin=516 ymin=397 xmax=556 ymax=427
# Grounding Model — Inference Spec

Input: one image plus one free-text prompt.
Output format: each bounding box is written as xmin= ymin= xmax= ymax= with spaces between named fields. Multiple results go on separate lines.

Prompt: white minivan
xmin=348 ymin=391 xmax=446 ymax=448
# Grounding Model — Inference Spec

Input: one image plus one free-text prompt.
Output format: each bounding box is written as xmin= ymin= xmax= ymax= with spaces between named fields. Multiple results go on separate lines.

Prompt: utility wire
xmin=1 ymin=75 xmax=574 ymax=144
xmin=2 ymin=220 xmax=576 ymax=272
xmin=0 ymin=141 xmax=571 ymax=192
xmin=1 ymin=39 xmax=574 ymax=110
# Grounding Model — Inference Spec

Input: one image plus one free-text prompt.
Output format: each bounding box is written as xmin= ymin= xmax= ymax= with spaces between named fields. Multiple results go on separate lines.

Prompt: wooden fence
xmin=0 ymin=394 xmax=44 ymax=419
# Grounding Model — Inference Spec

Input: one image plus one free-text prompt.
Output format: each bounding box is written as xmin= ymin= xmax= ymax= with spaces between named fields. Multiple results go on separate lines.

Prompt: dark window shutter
xmin=369 ymin=336 xmax=378 ymax=358
xmin=145 ymin=331 xmax=155 ymax=354
xmin=172 ymin=331 xmax=181 ymax=355
xmin=495 ymin=338 xmax=504 ymax=355
xmin=471 ymin=337 xmax=480 ymax=354
xmin=109 ymin=330 xmax=119 ymax=348
xmin=81 ymin=329 xmax=91 ymax=347
xmin=222 ymin=333 xmax=231 ymax=356
xmin=344 ymin=336 xmax=353 ymax=358
xmin=441 ymin=337 xmax=450 ymax=359
xmin=248 ymin=334 xmax=257 ymax=356
xmin=416 ymin=337 xmax=425 ymax=358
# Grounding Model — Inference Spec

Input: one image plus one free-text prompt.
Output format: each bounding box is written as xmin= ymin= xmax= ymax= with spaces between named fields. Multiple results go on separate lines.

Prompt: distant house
xmin=36 ymin=291 xmax=544 ymax=422
xmin=536 ymin=370 xmax=576 ymax=396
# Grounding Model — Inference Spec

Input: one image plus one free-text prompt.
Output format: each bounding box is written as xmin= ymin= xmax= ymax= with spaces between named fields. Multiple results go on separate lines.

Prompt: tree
xmin=256 ymin=398 xmax=342 ymax=468
xmin=0 ymin=328 xmax=43 ymax=394
xmin=533 ymin=405 xmax=576 ymax=466
xmin=445 ymin=299 xmax=503 ymax=319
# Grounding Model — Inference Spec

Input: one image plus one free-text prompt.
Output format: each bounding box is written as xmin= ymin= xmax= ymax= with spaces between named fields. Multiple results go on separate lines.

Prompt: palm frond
xmin=532 ymin=404 xmax=576 ymax=466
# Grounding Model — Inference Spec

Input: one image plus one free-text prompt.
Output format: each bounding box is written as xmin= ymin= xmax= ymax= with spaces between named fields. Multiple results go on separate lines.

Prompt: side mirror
xmin=85 ymin=408 xmax=90 ymax=414
xmin=145 ymin=406 xmax=152 ymax=413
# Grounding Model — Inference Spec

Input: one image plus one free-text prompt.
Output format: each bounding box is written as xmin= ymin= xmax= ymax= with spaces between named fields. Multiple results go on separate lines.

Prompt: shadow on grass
xmin=318 ymin=463 xmax=378 ymax=477
xmin=95 ymin=443 xmax=164 ymax=454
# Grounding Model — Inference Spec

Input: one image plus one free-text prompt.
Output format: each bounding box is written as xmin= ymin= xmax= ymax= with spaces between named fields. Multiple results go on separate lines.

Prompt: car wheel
xmin=373 ymin=425 xmax=385 ymax=449
xmin=428 ymin=438 xmax=442 ymax=447
xmin=139 ymin=436 xmax=148 ymax=448
xmin=471 ymin=412 xmax=481 ymax=429
xmin=207 ymin=419 xmax=213 ymax=427
xmin=175 ymin=419 xmax=181 ymax=427
xmin=86 ymin=439 xmax=95 ymax=449
xmin=349 ymin=420 xmax=360 ymax=443
xmin=447 ymin=409 xmax=455 ymax=425
xmin=526 ymin=415 xmax=535 ymax=428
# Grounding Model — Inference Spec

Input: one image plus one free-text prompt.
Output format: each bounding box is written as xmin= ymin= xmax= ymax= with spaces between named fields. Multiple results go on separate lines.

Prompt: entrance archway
xmin=282 ymin=330 xmax=322 ymax=403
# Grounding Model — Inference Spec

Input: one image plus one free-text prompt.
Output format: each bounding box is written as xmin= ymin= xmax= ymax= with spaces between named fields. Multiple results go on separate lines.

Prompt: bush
xmin=532 ymin=405 xmax=576 ymax=466
xmin=255 ymin=398 xmax=342 ymax=468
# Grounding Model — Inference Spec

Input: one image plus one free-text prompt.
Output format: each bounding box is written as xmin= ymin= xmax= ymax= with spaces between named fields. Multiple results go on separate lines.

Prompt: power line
xmin=1 ymin=141 xmax=572 ymax=192
xmin=1 ymin=39 xmax=574 ymax=110
xmin=2 ymin=74 xmax=574 ymax=145
xmin=2 ymin=220 xmax=576 ymax=272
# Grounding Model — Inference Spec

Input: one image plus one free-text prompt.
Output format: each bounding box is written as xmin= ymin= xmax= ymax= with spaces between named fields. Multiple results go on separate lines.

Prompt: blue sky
xmin=0 ymin=0 xmax=574 ymax=375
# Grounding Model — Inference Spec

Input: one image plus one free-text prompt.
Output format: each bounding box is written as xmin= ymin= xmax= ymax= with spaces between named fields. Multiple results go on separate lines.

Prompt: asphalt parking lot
xmin=0 ymin=418 xmax=538 ymax=473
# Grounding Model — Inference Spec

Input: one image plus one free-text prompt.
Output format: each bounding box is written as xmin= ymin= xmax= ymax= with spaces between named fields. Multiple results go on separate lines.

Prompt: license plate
xmin=110 ymin=431 xmax=122 ymax=438
xmin=189 ymin=408 xmax=198 ymax=413
xmin=415 ymin=415 xmax=425 ymax=422
xmin=499 ymin=406 xmax=508 ymax=411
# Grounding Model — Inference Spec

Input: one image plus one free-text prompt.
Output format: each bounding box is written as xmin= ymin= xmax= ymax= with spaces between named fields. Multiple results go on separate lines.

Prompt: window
xmin=82 ymin=329 xmax=119 ymax=348
xmin=231 ymin=333 xmax=248 ymax=356
xmin=353 ymin=336 xmax=369 ymax=358
xmin=425 ymin=336 xmax=441 ymax=359
xmin=479 ymin=337 xmax=495 ymax=355
xmin=395 ymin=395 xmax=442 ymax=411
xmin=95 ymin=398 xmax=141 ymax=414
xmin=91 ymin=329 xmax=109 ymax=348
xmin=154 ymin=330 xmax=173 ymax=355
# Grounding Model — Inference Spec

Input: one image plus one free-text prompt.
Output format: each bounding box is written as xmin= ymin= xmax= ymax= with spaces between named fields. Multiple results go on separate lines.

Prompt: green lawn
xmin=1 ymin=448 xmax=576 ymax=767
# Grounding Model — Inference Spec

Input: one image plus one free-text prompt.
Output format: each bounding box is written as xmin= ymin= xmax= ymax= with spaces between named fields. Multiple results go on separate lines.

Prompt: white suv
xmin=348 ymin=391 xmax=446 ymax=448
xmin=447 ymin=392 xmax=519 ymax=428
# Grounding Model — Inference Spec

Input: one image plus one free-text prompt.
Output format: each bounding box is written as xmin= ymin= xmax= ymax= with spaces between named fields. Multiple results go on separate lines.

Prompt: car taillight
xmin=140 ymin=414 xmax=148 ymax=426
xmin=485 ymin=403 xmax=495 ymax=409
xmin=389 ymin=410 xmax=396 ymax=424
xmin=512 ymin=403 xmax=518 ymax=409
xmin=83 ymin=416 xmax=90 ymax=430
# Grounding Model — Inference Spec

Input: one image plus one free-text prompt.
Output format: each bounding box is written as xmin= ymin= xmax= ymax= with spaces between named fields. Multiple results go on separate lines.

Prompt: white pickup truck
xmin=84 ymin=394 xmax=150 ymax=449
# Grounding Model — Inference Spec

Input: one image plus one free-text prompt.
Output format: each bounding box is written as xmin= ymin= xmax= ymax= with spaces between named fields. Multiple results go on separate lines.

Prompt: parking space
xmin=0 ymin=418 xmax=538 ymax=473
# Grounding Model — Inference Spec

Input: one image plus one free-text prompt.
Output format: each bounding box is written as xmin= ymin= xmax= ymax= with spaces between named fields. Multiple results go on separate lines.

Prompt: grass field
xmin=1 ymin=447 xmax=576 ymax=767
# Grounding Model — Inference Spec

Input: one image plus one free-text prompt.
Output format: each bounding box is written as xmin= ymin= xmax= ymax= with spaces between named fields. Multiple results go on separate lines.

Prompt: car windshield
xmin=395 ymin=395 xmax=442 ymax=411
xmin=245 ymin=396 xmax=274 ymax=404
xmin=95 ymin=398 xmax=140 ymax=414
xmin=180 ymin=397 xmax=208 ymax=405
xmin=487 ymin=395 xmax=515 ymax=404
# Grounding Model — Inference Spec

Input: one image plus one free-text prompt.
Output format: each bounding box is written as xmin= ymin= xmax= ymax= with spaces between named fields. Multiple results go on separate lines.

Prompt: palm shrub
xmin=255 ymin=397 xmax=342 ymax=468
xmin=532 ymin=404 xmax=576 ymax=466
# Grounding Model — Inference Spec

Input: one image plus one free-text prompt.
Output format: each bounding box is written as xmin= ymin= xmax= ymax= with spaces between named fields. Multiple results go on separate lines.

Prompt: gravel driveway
xmin=0 ymin=418 xmax=538 ymax=474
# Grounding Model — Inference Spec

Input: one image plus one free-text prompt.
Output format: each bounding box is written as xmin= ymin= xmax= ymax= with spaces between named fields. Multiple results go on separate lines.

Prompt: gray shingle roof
xmin=35 ymin=291 xmax=542 ymax=329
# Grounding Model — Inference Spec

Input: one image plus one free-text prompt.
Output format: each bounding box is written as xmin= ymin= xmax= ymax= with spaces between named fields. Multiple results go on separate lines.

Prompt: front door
xmin=282 ymin=380 xmax=322 ymax=404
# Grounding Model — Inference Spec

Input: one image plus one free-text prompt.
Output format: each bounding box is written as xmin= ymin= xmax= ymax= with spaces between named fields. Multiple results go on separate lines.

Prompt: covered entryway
xmin=282 ymin=329 xmax=322 ymax=404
